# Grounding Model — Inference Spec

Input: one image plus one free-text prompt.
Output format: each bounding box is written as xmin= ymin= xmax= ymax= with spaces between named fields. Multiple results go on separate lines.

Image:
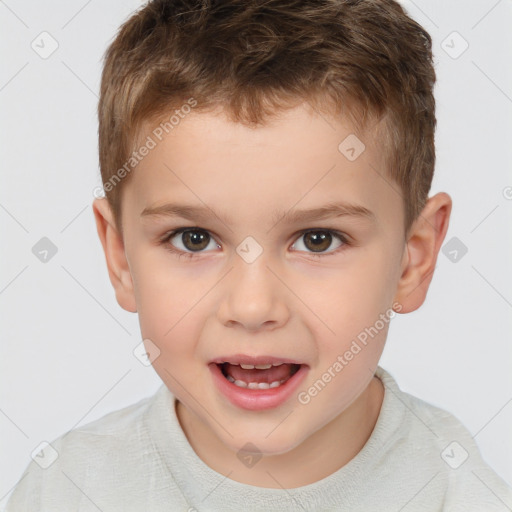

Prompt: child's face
xmin=112 ymin=103 xmax=408 ymax=455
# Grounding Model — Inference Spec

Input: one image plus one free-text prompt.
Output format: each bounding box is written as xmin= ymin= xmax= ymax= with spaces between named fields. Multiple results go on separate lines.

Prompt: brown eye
xmin=292 ymin=230 xmax=344 ymax=254
xmin=182 ymin=230 xmax=210 ymax=251
xmin=303 ymin=231 xmax=332 ymax=252
xmin=169 ymin=229 xmax=217 ymax=252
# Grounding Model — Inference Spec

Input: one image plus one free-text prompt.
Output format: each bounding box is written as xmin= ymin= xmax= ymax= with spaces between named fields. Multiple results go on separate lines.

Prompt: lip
xmin=209 ymin=361 xmax=309 ymax=411
xmin=210 ymin=354 xmax=304 ymax=366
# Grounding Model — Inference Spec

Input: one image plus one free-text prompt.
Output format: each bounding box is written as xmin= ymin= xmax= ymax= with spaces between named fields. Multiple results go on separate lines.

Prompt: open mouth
xmin=218 ymin=362 xmax=301 ymax=390
xmin=209 ymin=358 xmax=309 ymax=410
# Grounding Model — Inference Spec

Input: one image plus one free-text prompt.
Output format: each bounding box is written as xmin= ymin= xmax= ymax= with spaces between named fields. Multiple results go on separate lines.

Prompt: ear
xmin=92 ymin=198 xmax=137 ymax=313
xmin=394 ymin=192 xmax=452 ymax=313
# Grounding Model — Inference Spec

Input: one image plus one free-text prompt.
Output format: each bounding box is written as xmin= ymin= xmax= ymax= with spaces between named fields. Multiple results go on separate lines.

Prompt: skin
xmin=93 ymin=102 xmax=451 ymax=488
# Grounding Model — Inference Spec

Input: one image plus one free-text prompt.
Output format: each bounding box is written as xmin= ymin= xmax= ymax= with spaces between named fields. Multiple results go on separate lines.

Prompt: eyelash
xmin=159 ymin=227 xmax=351 ymax=260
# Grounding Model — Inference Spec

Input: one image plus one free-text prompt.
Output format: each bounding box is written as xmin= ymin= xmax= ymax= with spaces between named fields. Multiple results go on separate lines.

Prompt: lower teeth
xmin=226 ymin=374 xmax=286 ymax=389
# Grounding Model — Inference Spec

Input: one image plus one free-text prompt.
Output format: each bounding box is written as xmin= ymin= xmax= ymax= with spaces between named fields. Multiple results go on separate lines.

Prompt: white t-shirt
xmin=6 ymin=367 xmax=512 ymax=511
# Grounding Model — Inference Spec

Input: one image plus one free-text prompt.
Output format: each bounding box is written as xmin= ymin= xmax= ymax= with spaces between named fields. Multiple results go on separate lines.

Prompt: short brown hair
xmin=98 ymin=0 xmax=436 ymax=235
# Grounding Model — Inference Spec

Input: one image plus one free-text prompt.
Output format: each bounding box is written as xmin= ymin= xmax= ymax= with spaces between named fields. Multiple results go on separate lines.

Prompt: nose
xmin=216 ymin=256 xmax=290 ymax=332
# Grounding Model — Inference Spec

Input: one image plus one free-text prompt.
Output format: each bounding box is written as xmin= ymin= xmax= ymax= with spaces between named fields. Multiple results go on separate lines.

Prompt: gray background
xmin=1 ymin=0 xmax=511 ymax=505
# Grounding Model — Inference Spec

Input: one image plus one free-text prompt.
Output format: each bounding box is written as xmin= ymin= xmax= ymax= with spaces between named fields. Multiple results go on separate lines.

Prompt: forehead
xmin=123 ymin=103 xmax=402 ymax=231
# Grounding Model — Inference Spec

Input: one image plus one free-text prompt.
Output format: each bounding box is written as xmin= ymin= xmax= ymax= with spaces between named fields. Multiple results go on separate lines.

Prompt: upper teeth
xmin=239 ymin=363 xmax=283 ymax=370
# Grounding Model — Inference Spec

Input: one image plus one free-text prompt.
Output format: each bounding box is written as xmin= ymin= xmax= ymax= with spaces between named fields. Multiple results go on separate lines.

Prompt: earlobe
xmin=393 ymin=193 xmax=452 ymax=313
xmin=92 ymin=199 xmax=137 ymax=313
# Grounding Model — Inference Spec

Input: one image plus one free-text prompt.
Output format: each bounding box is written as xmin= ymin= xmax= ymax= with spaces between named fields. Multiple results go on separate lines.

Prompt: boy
xmin=7 ymin=0 xmax=512 ymax=510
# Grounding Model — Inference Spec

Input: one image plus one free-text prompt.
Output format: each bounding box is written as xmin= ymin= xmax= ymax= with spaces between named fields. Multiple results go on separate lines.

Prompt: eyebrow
xmin=140 ymin=201 xmax=375 ymax=225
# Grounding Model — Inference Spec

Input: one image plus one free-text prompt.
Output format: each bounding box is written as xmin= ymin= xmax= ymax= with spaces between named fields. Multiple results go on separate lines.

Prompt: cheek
xmin=129 ymin=253 xmax=207 ymax=347
xmin=299 ymin=248 xmax=400 ymax=337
